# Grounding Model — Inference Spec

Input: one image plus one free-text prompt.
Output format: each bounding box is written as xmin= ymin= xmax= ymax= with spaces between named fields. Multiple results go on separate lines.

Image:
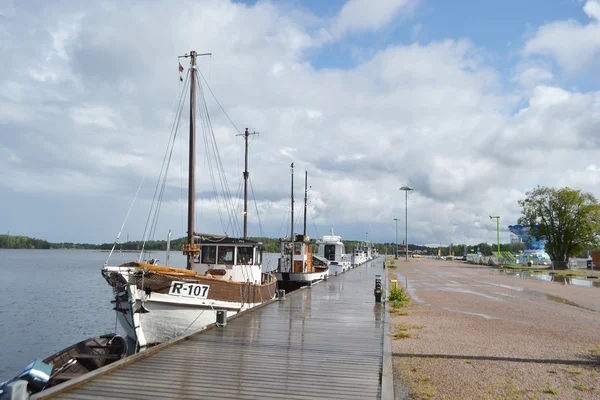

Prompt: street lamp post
xmin=489 ymin=215 xmax=500 ymax=263
xmin=393 ymin=218 xmax=399 ymax=259
xmin=400 ymin=186 xmax=414 ymax=261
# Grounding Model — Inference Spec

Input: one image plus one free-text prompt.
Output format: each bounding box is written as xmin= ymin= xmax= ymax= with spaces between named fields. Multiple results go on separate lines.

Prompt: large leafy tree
xmin=518 ymin=186 xmax=600 ymax=262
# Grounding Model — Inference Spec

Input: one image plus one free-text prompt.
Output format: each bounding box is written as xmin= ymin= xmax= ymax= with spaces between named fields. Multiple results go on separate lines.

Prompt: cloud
xmin=513 ymin=66 xmax=553 ymax=89
xmin=320 ymin=0 xmax=418 ymax=42
xmin=1 ymin=0 xmax=600 ymax=250
xmin=523 ymin=0 xmax=600 ymax=74
xmin=584 ymin=0 xmax=600 ymax=20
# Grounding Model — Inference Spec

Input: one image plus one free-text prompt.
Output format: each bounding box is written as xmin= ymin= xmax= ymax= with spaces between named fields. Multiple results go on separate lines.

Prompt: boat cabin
xmin=278 ymin=235 xmax=327 ymax=273
xmin=317 ymin=235 xmax=346 ymax=262
xmin=192 ymin=237 xmax=264 ymax=283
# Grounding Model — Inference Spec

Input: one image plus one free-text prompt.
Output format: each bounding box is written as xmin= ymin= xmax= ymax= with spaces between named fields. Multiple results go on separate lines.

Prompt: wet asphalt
xmin=390 ymin=257 xmax=600 ymax=399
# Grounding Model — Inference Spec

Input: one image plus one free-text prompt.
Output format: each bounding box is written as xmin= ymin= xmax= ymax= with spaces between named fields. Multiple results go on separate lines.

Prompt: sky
xmin=2 ymin=0 xmax=600 ymax=247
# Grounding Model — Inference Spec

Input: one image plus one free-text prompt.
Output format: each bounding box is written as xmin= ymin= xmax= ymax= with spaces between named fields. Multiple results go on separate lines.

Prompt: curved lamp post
xmin=400 ymin=186 xmax=414 ymax=261
xmin=393 ymin=218 xmax=400 ymax=259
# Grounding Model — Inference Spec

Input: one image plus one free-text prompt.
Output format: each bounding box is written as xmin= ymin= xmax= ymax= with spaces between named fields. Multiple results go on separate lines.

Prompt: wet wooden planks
xmin=43 ymin=258 xmax=386 ymax=399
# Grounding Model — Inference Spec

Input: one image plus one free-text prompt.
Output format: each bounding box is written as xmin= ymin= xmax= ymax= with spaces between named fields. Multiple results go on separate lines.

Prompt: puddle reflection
xmin=492 ymin=269 xmax=600 ymax=288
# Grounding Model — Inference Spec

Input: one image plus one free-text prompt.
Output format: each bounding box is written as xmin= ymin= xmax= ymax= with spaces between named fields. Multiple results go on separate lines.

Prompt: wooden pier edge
xmin=31 ymin=290 xmax=296 ymax=399
xmin=381 ymin=265 xmax=395 ymax=400
xmin=32 ymin=263 xmax=392 ymax=399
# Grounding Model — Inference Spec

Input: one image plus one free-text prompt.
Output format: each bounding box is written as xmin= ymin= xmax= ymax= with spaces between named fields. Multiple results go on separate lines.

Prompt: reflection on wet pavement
xmin=441 ymin=307 xmax=501 ymax=320
xmin=437 ymin=287 xmax=505 ymax=302
xmin=491 ymin=269 xmax=600 ymax=288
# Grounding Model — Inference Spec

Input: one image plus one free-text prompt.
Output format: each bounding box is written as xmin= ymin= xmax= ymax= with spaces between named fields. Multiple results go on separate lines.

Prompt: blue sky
xmin=300 ymin=1 xmax=587 ymax=66
xmin=1 ymin=0 xmax=600 ymax=247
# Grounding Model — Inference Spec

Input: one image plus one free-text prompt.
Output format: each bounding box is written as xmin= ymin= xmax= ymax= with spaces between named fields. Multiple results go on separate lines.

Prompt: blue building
xmin=508 ymin=224 xmax=551 ymax=264
xmin=508 ymin=224 xmax=546 ymax=250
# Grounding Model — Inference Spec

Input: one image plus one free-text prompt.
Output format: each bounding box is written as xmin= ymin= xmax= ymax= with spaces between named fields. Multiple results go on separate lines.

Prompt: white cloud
xmin=584 ymin=0 xmax=600 ymax=20
xmin=523 ymin=1 xmax=600 ymax=73
xmin=319 ymin=0 xmax=418 ymax=43
xmin=2 ymin=0 xmax=600 ymax=249
xmin=514 ymin=66 xmax=553 ymax=89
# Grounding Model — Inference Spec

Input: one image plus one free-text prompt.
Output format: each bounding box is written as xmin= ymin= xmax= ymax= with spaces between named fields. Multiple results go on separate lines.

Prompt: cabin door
xmin=324 ymin=244 xmax=336 ymax=261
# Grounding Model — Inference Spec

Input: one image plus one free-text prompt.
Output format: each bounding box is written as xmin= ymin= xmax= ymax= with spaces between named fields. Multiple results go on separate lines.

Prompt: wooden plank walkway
xmin=36 ymin=257 xmax=390 ymax=399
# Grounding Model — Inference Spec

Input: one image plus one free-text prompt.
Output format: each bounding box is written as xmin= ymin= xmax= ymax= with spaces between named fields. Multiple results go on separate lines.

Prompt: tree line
xmin=4 ymin=186 xmax=600 ymax=263
xmin=0 ymin=234 xmax=521 ymax=256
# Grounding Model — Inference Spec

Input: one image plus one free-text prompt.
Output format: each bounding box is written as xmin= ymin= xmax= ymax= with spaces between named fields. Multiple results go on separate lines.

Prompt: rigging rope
xmin=105 ymin=176 xmax=145 ymax=266
xmin=197 ymin=69 xmax=241 ymax=135
xmin=278 ymin=206 xmax=289 ymax=239
xmin=139 ymin=70 xmax=190 ymax=260
xmin=249 ymin=177 xmax=264 ymax=237
xmin=196 ymin=75 xmax=242 ymax=237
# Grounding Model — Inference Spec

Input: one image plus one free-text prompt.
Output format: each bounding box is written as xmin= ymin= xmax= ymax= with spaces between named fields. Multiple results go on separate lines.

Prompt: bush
xmin=388 ymin=286 xmax=409 ymax=308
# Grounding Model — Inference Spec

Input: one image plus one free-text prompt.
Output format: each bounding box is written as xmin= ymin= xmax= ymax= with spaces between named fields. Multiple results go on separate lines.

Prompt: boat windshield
xmin=201 ymin=246 xmax=216 ymax=263
xmin=218 ymin=246 xmax=235 ymax=265
xmin=237 ymin=246 xmax=254 ymax=265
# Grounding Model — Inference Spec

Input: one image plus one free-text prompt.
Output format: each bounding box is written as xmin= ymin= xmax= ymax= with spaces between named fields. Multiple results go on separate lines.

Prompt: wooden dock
xmin=35 ymin=257 xmax=392 ymax=399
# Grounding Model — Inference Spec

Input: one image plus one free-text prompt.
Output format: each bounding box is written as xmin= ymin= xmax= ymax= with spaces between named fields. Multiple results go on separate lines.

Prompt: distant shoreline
xmin=0 ymin=248 xmax=141 ymax=252
xmin=94 ymin=249 xmax=141 ymax=252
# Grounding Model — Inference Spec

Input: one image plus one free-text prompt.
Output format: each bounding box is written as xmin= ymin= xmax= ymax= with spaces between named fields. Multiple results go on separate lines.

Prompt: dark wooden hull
xmin=108 ymin=262 xmax=278 ymax=305
xmin=43 ymin=333 xmax=127 ymax=388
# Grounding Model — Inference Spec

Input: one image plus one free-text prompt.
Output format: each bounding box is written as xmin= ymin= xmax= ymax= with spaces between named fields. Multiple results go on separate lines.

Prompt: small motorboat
xmin=0 ymin=333 xmax=127 ymax=398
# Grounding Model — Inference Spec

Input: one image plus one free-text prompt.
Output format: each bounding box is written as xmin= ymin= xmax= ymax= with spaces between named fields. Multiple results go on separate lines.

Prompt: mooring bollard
xmin=278 ymin=289 xmax=286 ymax=300
xmin=374 ymin=274 xmax=382 ymax=303
xmin=216 ymin=310 xmax=227 ymax=327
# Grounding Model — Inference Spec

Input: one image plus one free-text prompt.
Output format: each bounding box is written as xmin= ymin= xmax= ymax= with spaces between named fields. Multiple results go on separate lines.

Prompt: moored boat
xmin=316 ymin=227 xmax=351 ymax=276
xmin=351 ymin=243 xmax=367 ymax=266
xmin=275 ymin=167 xmax=329 ymax=288
xmin=0 ymin=334 xmax=127 ymax=397
xmin=101 ymin=51 xmax=277 ymax=348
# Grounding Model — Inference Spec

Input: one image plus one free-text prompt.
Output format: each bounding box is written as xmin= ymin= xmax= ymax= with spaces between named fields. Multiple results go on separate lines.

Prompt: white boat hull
xmin=116 ymin=287 xmax=250 ymax=347
xmin=274 ymin=270 xmax=328 ymax=284
xmin=328 ymin=262 xmax=349 ymax=276
xmin=105 ymin=266 xmax=274 ymax=348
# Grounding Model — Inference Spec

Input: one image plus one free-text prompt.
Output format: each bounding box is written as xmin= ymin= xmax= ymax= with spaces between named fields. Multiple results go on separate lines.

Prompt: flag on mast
xmin=178 ymin=62 xmax=184 ymax=82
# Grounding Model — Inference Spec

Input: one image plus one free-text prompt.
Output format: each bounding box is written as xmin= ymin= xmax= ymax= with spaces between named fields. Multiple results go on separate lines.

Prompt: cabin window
xmin=294 ymin=243 xmax=302 ymax=255
xmin=201 ymin=246 xmax=216 ymax=264
xmin=218 ymin=246 xmax=235 ymax=265
xmin=237 ymin=247 xmax=254 ymax=265
xmin=325 ymin=244 xmax=336 ymax=261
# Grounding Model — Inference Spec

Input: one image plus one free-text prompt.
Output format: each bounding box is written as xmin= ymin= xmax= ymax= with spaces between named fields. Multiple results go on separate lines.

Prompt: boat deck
xmin=35 ymin=257 xmax=392 ymax=400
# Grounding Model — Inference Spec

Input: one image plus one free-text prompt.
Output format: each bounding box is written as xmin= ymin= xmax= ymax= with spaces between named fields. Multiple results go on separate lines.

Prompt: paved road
xmin=390 ymin=258 xmax=600 ymax=399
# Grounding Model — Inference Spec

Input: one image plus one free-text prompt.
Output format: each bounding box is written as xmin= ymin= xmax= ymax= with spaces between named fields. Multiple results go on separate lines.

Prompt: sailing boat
xmin=275 ymin=167 xmax=329 ymax=287
xmin=101 ymin=51 xmax=277 ymax=348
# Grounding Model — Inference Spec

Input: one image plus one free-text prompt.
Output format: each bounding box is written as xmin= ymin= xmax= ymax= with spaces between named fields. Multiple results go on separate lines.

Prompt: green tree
xmin=518 ymin=186 xmax=600 ymax=262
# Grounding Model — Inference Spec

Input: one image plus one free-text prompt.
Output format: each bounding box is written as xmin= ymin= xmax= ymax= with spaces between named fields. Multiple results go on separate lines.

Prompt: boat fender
xmin=144 ymin=287 xmax=152 ymax=296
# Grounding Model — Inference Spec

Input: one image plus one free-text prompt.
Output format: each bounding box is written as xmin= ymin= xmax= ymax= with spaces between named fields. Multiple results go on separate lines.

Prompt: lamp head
xmin=400 ymin=186 xmax=413 ymax=191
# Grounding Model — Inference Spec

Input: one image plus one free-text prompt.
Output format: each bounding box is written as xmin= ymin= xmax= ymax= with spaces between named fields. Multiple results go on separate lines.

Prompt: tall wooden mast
xmin=290 ymin=163 xmax=294 ymax=243
xmin=303 ymin=171 xmax=307 ymax=238
xmin=243 ymin=128 xmax=249 ymax=239
xmin=186 ymin=51 xmax=197 ymax=270
xmin=237 ymin=128 xmax=258 ymax=240
xmin=180 ymin=50 xmax=211 ymax=269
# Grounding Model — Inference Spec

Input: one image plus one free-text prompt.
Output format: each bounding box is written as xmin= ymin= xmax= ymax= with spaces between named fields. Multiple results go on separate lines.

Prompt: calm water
xmin=0 ymin=249 xmax=279 ymax=382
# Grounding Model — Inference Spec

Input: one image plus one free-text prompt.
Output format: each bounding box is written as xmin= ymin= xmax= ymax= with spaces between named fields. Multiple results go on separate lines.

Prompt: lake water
xmin=0 ymin=249 xmax=280 ymax=382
